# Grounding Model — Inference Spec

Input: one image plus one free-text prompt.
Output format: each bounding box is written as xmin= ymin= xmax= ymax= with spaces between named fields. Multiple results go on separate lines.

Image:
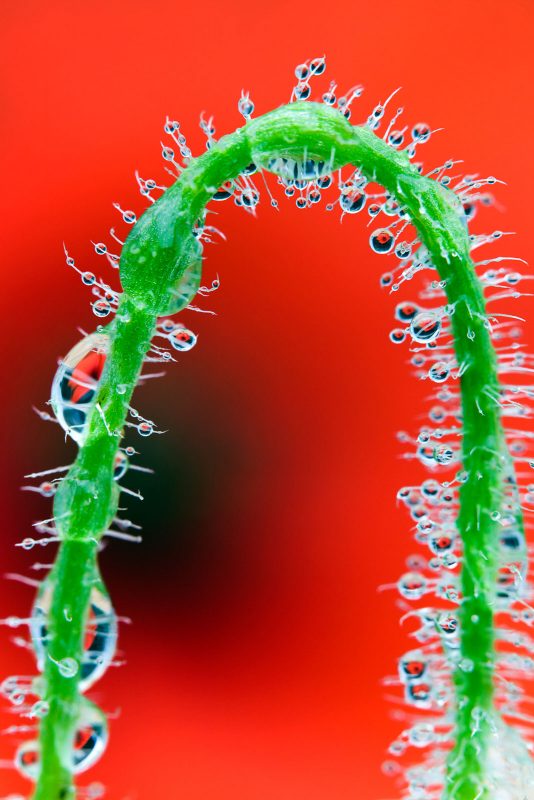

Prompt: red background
xmin=1 ymin=1 xmax=533 ymax=798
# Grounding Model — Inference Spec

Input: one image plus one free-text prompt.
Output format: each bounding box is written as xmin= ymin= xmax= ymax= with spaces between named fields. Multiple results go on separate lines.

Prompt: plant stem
xmin=34 ymin=102 xmax=510 ymax=799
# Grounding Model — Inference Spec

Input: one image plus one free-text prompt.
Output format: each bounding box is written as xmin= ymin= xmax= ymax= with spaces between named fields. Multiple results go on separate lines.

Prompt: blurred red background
xmin=1 ymin=1 xmax=533 ymax=797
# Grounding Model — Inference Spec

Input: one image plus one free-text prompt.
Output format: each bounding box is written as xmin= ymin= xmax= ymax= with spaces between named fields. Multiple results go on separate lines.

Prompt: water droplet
xmin=137 ymin=421 xmax=153 ymax=437
xmin=15 ymin=741 xmax=40 ymax=780
xmin=92 ymin=299 xmax=111 ymax=318
xmin=39 ymin=481 xmax=56 ymax=498
xmin=57 ymin=657 xmax=78 ymax=678
xmin=113 ymin=451 xmax=129 ymax=480
xmin=169 ymin=328 xmax=197 ymax=352
xmin=294 ymin=63 xmax=309 ymax=81
xmin=294 ymin=83 xmax=311 ymax=101
xmin=30 ymin=699 xmax=49 ymax=718
xmin=395 ymin=301 xmax=418 ymax=322
xmin=51 ymin=333 xmax=109 ymax=445
xmin=310 ymin=57 xmax=326 ymax=75
xmin=409 ymin=312 xmax=441 ymax=343
xmin=122 ymin=210 xmax=136 ymax=224
xmin=340 ymin=192 xmax=366 ymax=214
xmin=238 ymin=93 xmax=254 ymax=118
xmin=72 ymin=703 xmax=108 ymax=774
xmin=15 ymin=702 xmax=108 ymax=781
xmin=398 ymin=572 xmax=427 ymax=600
xmin=428 ymin=362 xmax=449 ymax=383
xmin=434 ymin=445 xmax=454 ymax=465
xmin=370 ymin=228 xmax=394 ymax=254
xmin=82 ymin=272 xmax=96 ymax=286
xmin=388 ymin=130 xmax=404 ymax=147
xmin=30 ymin=576 xmax=117 ymax=691
xmin=213 ymin=180 xmax=234 ymax=201
xmin=94 ymin=243 xmax=107 ymax=255
xmin=389 ymin=328 xmax=406 ymax=344
xmin=411 ymin=123 xmax=431 ymax=143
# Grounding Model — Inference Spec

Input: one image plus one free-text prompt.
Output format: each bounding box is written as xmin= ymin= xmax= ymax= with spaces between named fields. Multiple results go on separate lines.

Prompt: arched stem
xmin=33 ymin=102 xmax=509 ymax=800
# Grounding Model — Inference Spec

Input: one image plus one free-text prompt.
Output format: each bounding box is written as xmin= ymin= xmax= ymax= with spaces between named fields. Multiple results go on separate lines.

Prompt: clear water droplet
xmin=410 ymin=312 xmax=441 ymax=343
xmin=370 ymin=228 xmax=394 ymax=254
xmin=30 ymin=576 xmax=117 ymax=691
xmin=92 ymin=299 xmax=111 ymax=318
xmin=169 ymin=328 xmax=197 ymax=352
xmin=57 ymin=657 xmax=78 ymax=678
xmin=51 ymin=333 xmax=109 ymax=445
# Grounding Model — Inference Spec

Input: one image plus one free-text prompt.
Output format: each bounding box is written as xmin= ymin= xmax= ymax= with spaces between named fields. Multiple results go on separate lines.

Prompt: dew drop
xmin=137 ymin=421 xmax=153 ymax=437
xmin=169 ymin=328 xmax=197 ymax=352
xmin=113 ymin=451 xmax=129 ymax=480
xmin=57 ymin=657 xmax=78 ymax=678
xmin=92 ymin=299 xmax=111 ymax=318
xmin=340 ymin=192 xmax=366 ymax=214
xmin=370 ymin=228 xmax=394 ymax=254
xmin=411 ymin=123 xmax=431 ymax=143
xmin=51 ymin=333 xmax=109 ymax=445
xmin=398 ymin=572 xmax=427 ymax=600
xmin=30 ymin=576 xmax=117 ymax=691
xmin=389 ymin=328 xmax=406 ymax=344
xmin=409 ymin=312 xmax=441 ymax=343
xmin=428 ymin=362 xmax=450 ymax=383
xmin=395 ymin=301 xmax=418 ymax=322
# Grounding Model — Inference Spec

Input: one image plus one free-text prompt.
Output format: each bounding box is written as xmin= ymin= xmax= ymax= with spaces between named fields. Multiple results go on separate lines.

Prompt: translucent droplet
xmin=15 ymin=741 xmax=40 ymax=780
xmin=389 ymin=328 xmax=406 ymax=344
xmin=212 ymin=180 xmax=234 ymax=201
xmin=310 ymin=57 xmax=326 ymax=75
xmin=169 ymin=328 xmax=197 ymax=352
xmin=398 ymin=572 xmax=427 ymax=600
xmin=340 ymin=192 xmax=366 ymax=214
xmin=428 ymin=362 xmax=449 ymax=383
xmin=294 ymin=82 xmax=311 ymax=101
xmin=113 ymin=451 xmax=129 ymax=480
xmin=72 ymin=702 xmax=108 ymax=774
xmin=410 ymin=312 xmax=441 ymax=343
xmin=370 ymin=228 xmax=394 ymax=254
xmin=295 ymin=63 xmax=309 ymax=81
xmin=15 ymin=702 xmax=108 ymax=781
xmin=238 ymin=93 xmax=254 ymax=118
xmin=30 ymin=699 xmax=49 ymax=718
xmin=92 ymin=299 xmax=111 ymax=318
xmin=94 ymin=243 xmax=107 ymax=256
xmin=82 ymin=271 xmax=96 ymax=286
xmin=395 ymin=301 xmax=418 ymax=322
xmin=399 ymin=652 xmax=427 ymax=682
xmin=51 ymin=333 xmax=109 ymax=445
xmin=30 ymin=576 xmax=117 ymax=692
xmin=137 ymin=421 xmax=153 ymax=437
xmin=411 ymin=123 xmax=431 ymax=143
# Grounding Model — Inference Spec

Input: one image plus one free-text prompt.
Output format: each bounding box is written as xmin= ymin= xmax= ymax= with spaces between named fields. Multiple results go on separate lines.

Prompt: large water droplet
xmin=50 ymin=333 xmax=109 ymax=445
xmin=409 ymin=312 xmax=441 ymax=343
xmin=30 ymin=576 xmax=117 ymax=692
xmin=14 ymin=701 xmax=108 ymax=781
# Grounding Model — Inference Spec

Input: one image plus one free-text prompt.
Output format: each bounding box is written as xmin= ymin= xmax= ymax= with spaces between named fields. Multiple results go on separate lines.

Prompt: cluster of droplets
xmin=6 ymin=56 xmax=534 ymax=797
xmin=0 ymin=562 xmax=115 ymax=784
xmin=373 ymin=175 xmax=534 ymax=797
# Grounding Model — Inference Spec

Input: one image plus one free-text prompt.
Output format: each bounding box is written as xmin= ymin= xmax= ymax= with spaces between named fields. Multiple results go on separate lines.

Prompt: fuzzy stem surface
xmin=34 ymin=102 xmax=509 ymax=799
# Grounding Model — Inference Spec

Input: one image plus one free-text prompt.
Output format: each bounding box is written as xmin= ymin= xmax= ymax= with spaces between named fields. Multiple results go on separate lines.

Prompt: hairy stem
xmin=35 ymin=102 xmax=507 ymax=799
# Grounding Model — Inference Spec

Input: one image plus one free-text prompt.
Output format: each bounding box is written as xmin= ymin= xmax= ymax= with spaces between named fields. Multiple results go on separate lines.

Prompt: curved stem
xmin=34 ymin=102 xmax=509 ymax=799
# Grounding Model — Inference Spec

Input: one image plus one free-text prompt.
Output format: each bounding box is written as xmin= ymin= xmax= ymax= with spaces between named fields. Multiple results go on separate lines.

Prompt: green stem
xmin=34 ymin=102 xmax=511 ymax=799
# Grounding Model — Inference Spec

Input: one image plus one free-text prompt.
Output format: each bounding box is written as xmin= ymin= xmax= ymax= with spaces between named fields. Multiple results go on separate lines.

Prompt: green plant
xmin=6 ymin=59 xmax=533 ymax=800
